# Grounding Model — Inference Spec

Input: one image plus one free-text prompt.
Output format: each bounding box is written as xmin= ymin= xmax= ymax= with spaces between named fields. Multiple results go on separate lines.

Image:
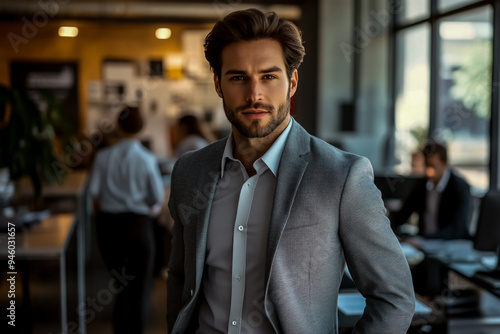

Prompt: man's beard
xmin=223 ymin=95 xmax=290 ymax=138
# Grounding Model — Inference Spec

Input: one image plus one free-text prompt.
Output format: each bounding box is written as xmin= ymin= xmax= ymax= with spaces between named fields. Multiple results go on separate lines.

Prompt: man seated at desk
xmin=390 ymin=140 xmax=471 ymax=240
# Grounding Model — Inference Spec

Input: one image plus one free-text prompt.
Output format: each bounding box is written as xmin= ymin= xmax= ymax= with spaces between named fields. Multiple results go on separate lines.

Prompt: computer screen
xmin=473 ymin=190 xmax=500 ymax=252
xmin=373 ymin=174 xmax=426 ymax=203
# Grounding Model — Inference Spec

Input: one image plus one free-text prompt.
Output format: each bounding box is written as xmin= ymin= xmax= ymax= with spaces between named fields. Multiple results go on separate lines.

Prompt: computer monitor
xmin=465 ymin=190 xmax=500 ymax=285
xmin=472 ymin=190 xmax=500 ymax=253
xmin=373 ymin=174 xmax=426 ymax=203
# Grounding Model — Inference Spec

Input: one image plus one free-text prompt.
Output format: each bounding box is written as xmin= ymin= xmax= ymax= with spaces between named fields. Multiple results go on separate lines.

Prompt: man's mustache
xmin=235 ymin=102 xmax=274 ymax=113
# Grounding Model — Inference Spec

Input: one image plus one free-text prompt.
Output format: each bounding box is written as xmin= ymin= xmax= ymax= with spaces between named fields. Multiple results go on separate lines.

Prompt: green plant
xmin=0 ymin=84 xmax=62 ymax=197
xmin=409 ymin=126 xmax=428 ymax=149
xmin=451 ymin=40 xmax=492 ymax=119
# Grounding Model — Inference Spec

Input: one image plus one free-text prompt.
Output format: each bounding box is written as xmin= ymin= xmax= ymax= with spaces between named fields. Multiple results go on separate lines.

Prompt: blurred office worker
xmin=89 ymin=106 xmax=165 ymax=334
xmin=167 ymin=8 xmax=415 ymax=334
xmin=391 ymin=141 xmax=471 ymax=240
xmin=174 ymin=114 xmax=210 ymax=157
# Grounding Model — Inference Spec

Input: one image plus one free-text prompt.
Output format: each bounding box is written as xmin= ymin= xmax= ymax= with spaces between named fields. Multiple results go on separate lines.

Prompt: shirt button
xmin=238 ymin=225 xmax=244 ymax=231
xmin=235 ymin=276 xmax=241 ymax=281
xmin=247 ymin=183 xmax=251 ymax=187
xmin=232 ymin=321 xmax=237 ymax=326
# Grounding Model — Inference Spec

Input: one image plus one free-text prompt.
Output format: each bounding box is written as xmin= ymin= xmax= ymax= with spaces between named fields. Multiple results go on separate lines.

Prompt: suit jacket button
xmin=190 ymin=289 xmax=194 ymax=296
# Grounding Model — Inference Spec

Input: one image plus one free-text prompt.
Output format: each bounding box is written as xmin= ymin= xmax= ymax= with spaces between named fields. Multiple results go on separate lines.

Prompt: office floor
xmin=7 ymin=217 xmax=171 ymax=334
xmin=23 ymin=273 xmax=168 ymax=334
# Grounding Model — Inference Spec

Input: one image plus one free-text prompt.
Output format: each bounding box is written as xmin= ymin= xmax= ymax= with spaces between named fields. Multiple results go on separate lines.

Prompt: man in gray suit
xmin=167 ymin=8 xmax=415 ymax=334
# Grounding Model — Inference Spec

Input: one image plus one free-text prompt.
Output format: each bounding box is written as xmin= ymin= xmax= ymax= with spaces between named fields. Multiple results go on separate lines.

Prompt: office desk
xmin=338 ymin=268 xmax=433 ymax=331
xmin=403 ymin=238 xmax=499 ymax=295
xmin=402 ymin=237 xmax=500 ymax=329
xmin=0 ymin=214 xmax=78 ymax=332
xmin=447 ymin=262 xmax=500 ymax=298
xmin=338 ymin=290 xmax=433 ymax=331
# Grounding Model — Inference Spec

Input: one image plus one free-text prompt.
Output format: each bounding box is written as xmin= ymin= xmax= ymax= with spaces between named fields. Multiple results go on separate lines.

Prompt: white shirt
xmin=197 ymin=120 xmax=292 ymax=334
xmin=88 ymin=139 xmax=165 ymax=216
xmin=175 ymin=135 xmax=209 ymax=157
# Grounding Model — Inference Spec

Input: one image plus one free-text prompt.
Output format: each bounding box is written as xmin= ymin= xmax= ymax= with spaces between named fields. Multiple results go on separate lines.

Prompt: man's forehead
xmin=220 ymin=39 xmax=287 ymax=72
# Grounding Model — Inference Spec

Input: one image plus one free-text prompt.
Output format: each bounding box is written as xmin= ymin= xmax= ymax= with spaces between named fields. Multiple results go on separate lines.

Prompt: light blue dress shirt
xmin=88 ymin=139 xmax=165 ymax=216
xmin=197 ymin=120 xmax=292 ymax=334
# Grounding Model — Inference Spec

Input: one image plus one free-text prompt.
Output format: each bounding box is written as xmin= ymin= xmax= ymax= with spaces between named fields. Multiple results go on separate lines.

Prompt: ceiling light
xmin=58 ymin=26 xmax=79 ymax=37
xmin=155 ymin=28 xmax=172 ymax=40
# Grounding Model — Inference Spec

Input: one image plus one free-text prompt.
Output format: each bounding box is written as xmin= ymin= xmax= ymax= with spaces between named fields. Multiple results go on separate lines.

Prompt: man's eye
xmin=230 ymin=76 xmax=245 ymax=81
xmin=263 ymin=74 xmax=277 ymax=80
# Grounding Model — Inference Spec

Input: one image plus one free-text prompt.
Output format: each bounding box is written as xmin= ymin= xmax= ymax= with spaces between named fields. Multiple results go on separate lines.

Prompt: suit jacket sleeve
xmin=339 ymin=157 xmax=415 ymax=333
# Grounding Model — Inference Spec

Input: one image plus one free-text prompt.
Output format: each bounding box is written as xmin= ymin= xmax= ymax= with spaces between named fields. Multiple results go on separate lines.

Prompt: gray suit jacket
xmin=167 ymin=119 xmax=415 ymax=334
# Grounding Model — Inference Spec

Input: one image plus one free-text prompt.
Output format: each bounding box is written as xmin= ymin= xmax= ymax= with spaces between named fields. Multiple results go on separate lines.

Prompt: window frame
xmin=391 ymin=0 xmax=500 ymax=190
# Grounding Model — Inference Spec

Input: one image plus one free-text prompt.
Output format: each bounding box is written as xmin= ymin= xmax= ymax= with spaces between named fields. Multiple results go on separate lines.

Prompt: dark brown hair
xmin=178 ymin=114 xmax=205 ymax=138
xmin=118 ymin=106 xmax=143 ymax=134
xmin=422 ymin=140 xmax=448 ymax=163
xmin=204 ymin=8 xmax=305 ymax=79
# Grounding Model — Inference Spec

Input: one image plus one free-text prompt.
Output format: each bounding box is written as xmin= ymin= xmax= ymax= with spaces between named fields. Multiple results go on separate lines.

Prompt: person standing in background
xmin=174 ymin=114 xmax=210 ymax=157
xmin=89 ymin=106 xmax=165 ymax=334
xmin=167 ymin=8 xmax=414 ymax=334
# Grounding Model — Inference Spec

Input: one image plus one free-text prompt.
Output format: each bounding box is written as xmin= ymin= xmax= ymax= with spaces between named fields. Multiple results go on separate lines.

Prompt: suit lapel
xmin=265 ymin=119 xmax=310 ymax=281
xmin=193 ymin=139 xmax=226 ymax=287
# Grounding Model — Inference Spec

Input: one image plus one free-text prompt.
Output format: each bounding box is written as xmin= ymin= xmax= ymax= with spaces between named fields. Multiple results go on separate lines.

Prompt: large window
xmin=400 ymin=0 xmax=430 ymax=23
xmin=393 ymin=0 xmax=495 ymax=192
xmin=437 ymin=7 xmax=492 ymax=190
xmin=439 ymin=0 xmax=482 ymax=12
xmin=394 ymin=25 xmax=430 ymax=174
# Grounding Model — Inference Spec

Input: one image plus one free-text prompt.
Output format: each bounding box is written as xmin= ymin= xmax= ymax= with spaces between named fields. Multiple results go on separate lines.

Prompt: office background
xmin=1 ymin=0 xmax=500 ymax=333
xmin=1 ymin=0 xmax=498 ymax=194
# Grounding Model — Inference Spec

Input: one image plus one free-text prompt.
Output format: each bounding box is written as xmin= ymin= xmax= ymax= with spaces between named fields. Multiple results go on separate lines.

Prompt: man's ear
xmin=214 ymin=74 xmax=223 ymax=98
xmin=289 ymin=69 xmax=298 ymax=98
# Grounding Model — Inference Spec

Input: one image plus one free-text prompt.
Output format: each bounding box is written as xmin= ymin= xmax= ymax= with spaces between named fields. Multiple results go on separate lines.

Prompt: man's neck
xmin=232 ymin=117 xmax=290 ymax=176
xmin=232 ymin=136 xmax=271 ymax=176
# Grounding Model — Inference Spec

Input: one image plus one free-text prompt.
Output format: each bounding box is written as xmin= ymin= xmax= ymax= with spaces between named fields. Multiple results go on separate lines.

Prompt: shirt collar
xmin=220 ymin=118 xmax=293 ymax=178
xmin=426 ymin=167 xmax=451 ymax=192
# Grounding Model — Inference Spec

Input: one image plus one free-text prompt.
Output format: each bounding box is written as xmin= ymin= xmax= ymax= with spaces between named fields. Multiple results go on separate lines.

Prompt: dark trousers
xmin=96 ymin=212 xmax=155 ymax=334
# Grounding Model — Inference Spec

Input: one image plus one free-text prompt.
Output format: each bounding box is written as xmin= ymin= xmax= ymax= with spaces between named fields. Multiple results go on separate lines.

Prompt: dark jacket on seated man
xmin=391 ymin=142 xmax=471 ymax=240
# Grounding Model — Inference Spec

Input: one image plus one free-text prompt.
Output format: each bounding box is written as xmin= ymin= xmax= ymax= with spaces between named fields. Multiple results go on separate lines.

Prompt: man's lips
xmin=241 ymin=109 xmax=269 ymax=119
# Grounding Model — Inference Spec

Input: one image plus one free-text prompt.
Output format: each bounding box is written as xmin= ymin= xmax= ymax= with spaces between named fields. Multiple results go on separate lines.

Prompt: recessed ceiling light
xmin=155 ymin=28 xmax=172 ymax=40
xmin=58 ymin=26 xmax=79 ymax=37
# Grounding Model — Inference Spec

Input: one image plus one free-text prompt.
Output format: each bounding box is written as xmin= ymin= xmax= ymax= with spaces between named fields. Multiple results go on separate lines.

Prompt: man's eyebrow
xmin=223 ymin=66 xmax=284 ymax=75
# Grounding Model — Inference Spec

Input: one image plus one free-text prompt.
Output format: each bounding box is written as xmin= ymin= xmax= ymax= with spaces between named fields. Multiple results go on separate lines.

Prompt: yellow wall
xmin=0 ymin=20 xmax=213 ymax=128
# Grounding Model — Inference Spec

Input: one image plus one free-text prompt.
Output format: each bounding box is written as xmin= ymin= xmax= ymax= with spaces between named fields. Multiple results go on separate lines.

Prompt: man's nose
xmin=246 ymin=78 xmax=263 ymax=102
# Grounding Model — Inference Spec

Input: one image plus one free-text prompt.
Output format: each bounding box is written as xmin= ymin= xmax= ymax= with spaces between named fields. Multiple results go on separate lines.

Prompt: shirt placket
xmin=227 ymin=173 xmax=259 ymax=333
